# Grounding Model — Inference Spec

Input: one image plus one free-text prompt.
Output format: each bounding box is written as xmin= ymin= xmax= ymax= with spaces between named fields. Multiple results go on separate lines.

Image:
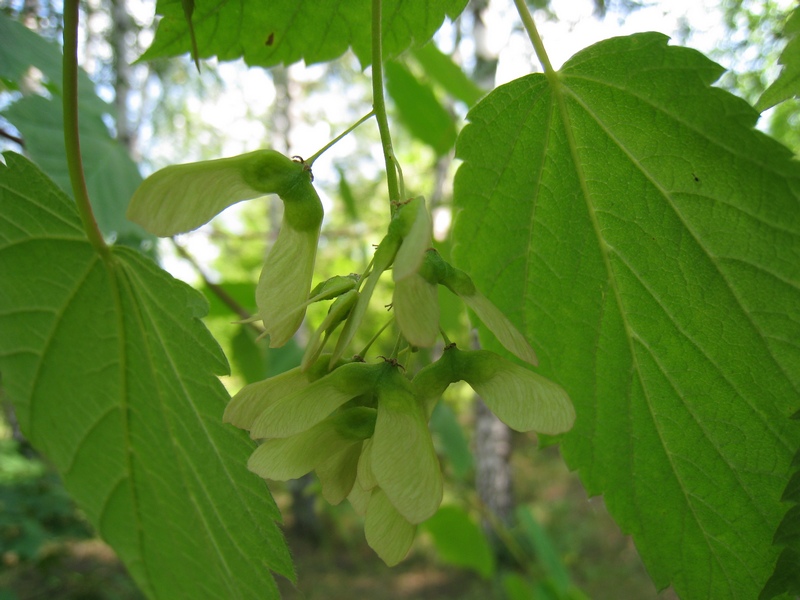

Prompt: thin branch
xmin=171 ymin=238 xmax=264 ymax=333
xmin=0 ymin=127 xmax=24 ymax=147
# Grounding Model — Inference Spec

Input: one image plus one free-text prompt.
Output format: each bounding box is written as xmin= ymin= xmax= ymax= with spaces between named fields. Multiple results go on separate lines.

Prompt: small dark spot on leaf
xmin=266 ymin=32 xmax=274 ymax=46
xmin=692 ymin=173 xmax=700 ymax=183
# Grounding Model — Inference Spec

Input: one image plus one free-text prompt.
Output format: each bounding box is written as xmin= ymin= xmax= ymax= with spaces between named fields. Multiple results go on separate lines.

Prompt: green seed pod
xmin=457 ymin=350 xmax=574 ymax=434
xmin=417 ymin=248 xmax=449 ymax=285
xmin=128 ymin=148 xmax=325 ymax=348
xmin=247 ymin=408 xmax=373 ymax=482
xmin=391 ymin=197 xmax=432 ymax=282
xmin=315 ymin=442 xmax=362 ymax=506
xmin=371 ymin=370 xmax=443 ymax=524
xmin=301 ymin=289 xmax=359 ymax=371
xmin=256 ymin=217 xmax=321 ymax=348
xmin=440 ymin=264 xmax=538 ymax=366
xmin=249 ymin=361 xmax=384 ymax=440
xmin=223 ymin=366 xmax=312 ymax=431
xmin=426 ymin=346 xmax=574 ymax=435
xmin=253 ymin=157 xmax=324 ymax=348
xmin=224 ymin=353 xmax=341 ymax=433
xmin=264 ymin=275 xmax=358 ymax=353
xmin=393 ymin=248 xmax=446 ymax=348
xmin=330 ymin=199 xmax=433 ymax=363
xmin=333 ymin=406 xmax=378 ymax=441
xmin=365 ymin=488 xmax=417 ymax=567
xmin=308 ymin=274 xmax=359 ymax=303
xmin=329 ymin=233 xmax=401 ymax=366
xmin=357 ymin=437 xmax=378 ymax=492
xmin=347 ymin=474 xmax=371 ymax=516
xmin=439 ymin=262 xmax=476 ymax=296
xmin=393 ymin=272 xmax=439 ymax=348
xmin=127 ymin=149 xmax=308 ymax=236
xmin=411 ymin=352 xmax=459 ymax=419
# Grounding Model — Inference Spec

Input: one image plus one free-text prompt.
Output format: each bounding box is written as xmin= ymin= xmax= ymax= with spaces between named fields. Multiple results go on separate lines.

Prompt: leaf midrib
xmin=117 ymin=259 xmax=244 ymax=599
xmin=547 ymin=59 xmax=780 ymax=595
xmin=121 ymin=253 xmax=280 ymax=598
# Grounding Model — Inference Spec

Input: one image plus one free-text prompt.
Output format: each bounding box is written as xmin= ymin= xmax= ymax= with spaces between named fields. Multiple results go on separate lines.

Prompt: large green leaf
xmin=0 ymin=153 xmax=292 ymax=599
xmin=0 ymin=14 xmax=151 ymax=246
xmin=452 ymin=33 xmax=800 ymax=599
xmin=4 ymin=96 xmax=148 ymax=243
xmin=139 ymin=0 xmax=468 ymax=68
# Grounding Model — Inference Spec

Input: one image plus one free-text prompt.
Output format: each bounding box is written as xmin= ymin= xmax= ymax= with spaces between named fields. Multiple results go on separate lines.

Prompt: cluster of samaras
xmin=128 ymin=149 xmax=575 ymax=564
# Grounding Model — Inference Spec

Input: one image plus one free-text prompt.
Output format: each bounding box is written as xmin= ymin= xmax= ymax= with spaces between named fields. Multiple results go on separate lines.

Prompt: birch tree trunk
xmin=474 ymin=397 xmax=514 ymax=525
xmin=466 ymin=0 xmax=513 ymax=529
xmin=109 ymin=0 xmax=135 ymax=152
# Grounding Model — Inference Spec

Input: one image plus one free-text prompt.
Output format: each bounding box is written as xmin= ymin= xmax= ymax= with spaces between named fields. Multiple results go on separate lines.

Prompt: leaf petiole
xmin=63 ymin=0 xmax=108 ymax=256
xmin=512 ymin=0 xmax=556 ymax=79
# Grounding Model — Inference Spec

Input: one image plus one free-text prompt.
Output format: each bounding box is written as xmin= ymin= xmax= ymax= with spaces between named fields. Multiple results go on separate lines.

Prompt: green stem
xmin=512 ymin=0 xmax=556 ymax=79
xmin=394 ymin=159 xmax=406 ymax=200
xmin=357 ymin=255 xmax=376 ymax=292
xmin=307 ymin=111 xmax=375 ymax=165
xmin=398 ymin=342 xmax=412 ymax=371
xmin=63 ymin=0 xmax=108 ymax=256
xmin=371 ymin=0 xmax=401 ymax=209
xmin=388 ymin=332 xmax=403 ymax=360
xmin=358 ymin=316 xmax=394 ymax=358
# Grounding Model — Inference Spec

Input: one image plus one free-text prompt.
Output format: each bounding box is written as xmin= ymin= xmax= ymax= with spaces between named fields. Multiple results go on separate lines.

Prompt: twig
xmin=171 ymin=238 xmax=264 ymax=333
xmin=0 ymin=127 xmax=24 ymax=147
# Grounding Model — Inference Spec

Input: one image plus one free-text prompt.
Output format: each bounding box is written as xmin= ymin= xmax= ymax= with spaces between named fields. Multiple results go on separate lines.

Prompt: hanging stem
xmin=63 ymin=0 xmax=108 ymax=256
xmin=388 ymin=331 xmax=403 ymax=360
xmin=371 ymin=0 xmax=401 ymax=209
xmin=357 ymin=255 xmax=376 ymax=292
xmin=512 ymin=0 xmax=556 ymax=79
xmin=398 ymin=341 xmax=412 ymax=371
xmin=307 ymin=111 xmax=375 ymax=166
xmin=358 ymin=316 xmax=394 ymax=357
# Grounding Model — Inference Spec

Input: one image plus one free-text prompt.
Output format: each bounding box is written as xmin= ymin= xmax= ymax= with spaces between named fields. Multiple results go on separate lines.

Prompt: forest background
xmin=0 ymin=0 xmax=798 ymax=598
